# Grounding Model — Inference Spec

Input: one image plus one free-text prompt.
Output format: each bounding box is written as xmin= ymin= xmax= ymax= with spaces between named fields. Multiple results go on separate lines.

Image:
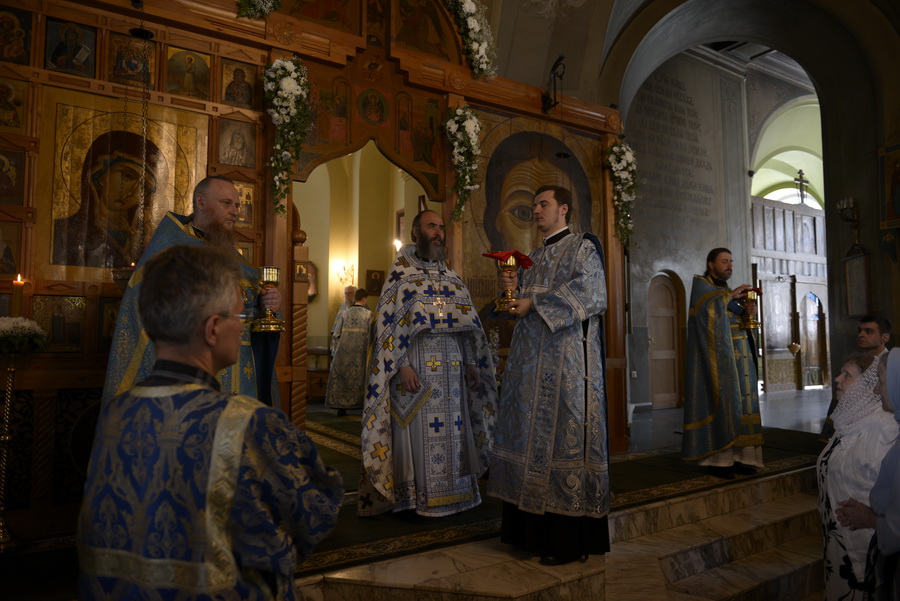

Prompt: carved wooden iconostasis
xmin=0 ymin=0 xmax=624 ymax=539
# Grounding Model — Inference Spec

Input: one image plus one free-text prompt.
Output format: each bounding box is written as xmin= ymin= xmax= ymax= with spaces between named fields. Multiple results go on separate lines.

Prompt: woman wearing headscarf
xmin=819 ymin=353 xmax=897 ymax=600
xmin=838 ymin=347 xmax=900 ymax=600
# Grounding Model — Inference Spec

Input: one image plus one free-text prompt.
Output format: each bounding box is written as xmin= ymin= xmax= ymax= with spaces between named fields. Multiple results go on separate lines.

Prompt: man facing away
xmin=326 ymin=287 xmax=373 ymax=416
xmin=331 ymin=285 xmax=358 ymax=352
xmin=821 ymin=314 xmax=892 ymax=440
xmin=102 ymin=175 xmax=281 ymax=408
xmin=682 ymin=247 xmax=763 ymax=479
xmin=359 ymin=210 xmax=498 ymax=517
xmin=488 ymin=185 xmax=610 ymax=566
xmin=78 ymin=245 xmax=343 ymax=601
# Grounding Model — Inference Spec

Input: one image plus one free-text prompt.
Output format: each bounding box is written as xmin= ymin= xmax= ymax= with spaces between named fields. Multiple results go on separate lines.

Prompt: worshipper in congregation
xmin=102 ymin=175 xmax=281 ymax=407
xmin=325 ymin=287 xmax=373 ymax=416
xmin=817 ymin=353 xmax=897 ymax=600
xmin=358 ymin=209 xmax=497 ymax=517
xmin=78 ymin=245 xmax=343 ymax=601
xmin=487 ymin=185 xmax=609 ymax=566
xmin=838 ymin=347 xmax=900 ymax=601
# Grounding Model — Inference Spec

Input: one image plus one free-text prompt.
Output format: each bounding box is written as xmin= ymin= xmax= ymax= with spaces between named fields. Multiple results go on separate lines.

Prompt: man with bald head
xmin=103 ymin=175 xmax=282 ymax=408
xmin=359 ymin=209 xmax=497 ymax=517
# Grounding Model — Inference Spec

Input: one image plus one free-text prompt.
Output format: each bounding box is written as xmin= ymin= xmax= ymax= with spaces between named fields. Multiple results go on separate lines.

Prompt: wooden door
xmin=648 ymin=274 xmax=681 ymax=409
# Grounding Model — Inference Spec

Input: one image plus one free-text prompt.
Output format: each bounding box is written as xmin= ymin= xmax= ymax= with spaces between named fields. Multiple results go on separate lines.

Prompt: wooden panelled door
xmin=648 ymin=274 xmax=682 ymax=409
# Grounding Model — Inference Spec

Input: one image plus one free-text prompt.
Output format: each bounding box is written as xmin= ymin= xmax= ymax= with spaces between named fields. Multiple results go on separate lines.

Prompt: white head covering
xmin=831 ymin=355 xmax=883 ymax=435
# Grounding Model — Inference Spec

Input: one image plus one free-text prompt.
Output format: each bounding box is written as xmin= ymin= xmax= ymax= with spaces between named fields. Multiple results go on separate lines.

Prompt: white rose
xmin=282 ymin=151 xmax=292 ymax=161
xmin=467 ymin=17 xmax=480 ymax=32
xmin=463 ymin=0 xmax=476 ymax=14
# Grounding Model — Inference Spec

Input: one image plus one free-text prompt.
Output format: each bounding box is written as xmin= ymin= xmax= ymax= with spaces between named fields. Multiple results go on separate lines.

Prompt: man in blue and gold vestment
xmin=487 ymin=185 xmax=609 ymax=566
xmin=682 ymin=247 xmax=763 ymax=479
xmin=102 ymin=175 xmax=281 ymax=408
xmin=78 ymin=245 xmax=343 ymax=600
xmin=358 ymin=210 xmax=497 ymax=517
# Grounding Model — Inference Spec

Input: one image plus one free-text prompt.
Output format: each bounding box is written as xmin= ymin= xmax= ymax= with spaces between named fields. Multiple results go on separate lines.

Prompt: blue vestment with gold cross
xmin=101 ymin=212 xmax=280 ymax=407
xmin=358 ymin=244 xmax=497 ymax=516
xmin=682 ymin=274 xmax=762 ymax=461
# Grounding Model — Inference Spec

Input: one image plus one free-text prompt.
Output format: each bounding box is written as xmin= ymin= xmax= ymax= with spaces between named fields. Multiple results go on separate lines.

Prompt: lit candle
xmin=10 ymin=274 xmax=23 ymax=317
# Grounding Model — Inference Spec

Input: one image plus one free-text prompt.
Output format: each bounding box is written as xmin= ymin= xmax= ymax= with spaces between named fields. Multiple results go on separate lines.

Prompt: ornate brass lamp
xmin=251 ymin=266 xmax=285 ymax=332
xmin=483 ymin=251 xmax=534 ymax=312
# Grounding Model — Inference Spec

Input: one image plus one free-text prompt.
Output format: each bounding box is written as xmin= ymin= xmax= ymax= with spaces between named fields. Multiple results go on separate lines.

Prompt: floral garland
xmin=445 ymin=0 xmax=497 ymax=79
xmin=607 ymin=141 xmax=637 ymax=249
xmin=262 ymin=56 xmax=313 ymax=215
xmin=236 ymin=0 xmax=280 ymax=19
xmin=444 ymin=105 xmax=481 ymax=222
xmin=0 ymin=317 xmax=47 ymax=355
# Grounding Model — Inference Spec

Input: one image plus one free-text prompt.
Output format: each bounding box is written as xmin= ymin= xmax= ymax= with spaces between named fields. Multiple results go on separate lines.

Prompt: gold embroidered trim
xmin=390 ymin=387 xmax=432 ymax=427
xmin=81 ymin=393 xmax=257 ymax=592
xmin=117 ymin=330 xmax=150 ymax=397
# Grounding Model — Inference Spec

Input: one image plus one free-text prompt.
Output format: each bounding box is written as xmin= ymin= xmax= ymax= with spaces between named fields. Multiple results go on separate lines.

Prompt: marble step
xmin=296 ymin=468 xmax=822 ymax=601
xmin=657 ymin=492 xmax=818 ymax=581
xmin=609 ymin=466 xmax=817 ymax=544
xmin=666 ymin=534 xmax=822 ymax=600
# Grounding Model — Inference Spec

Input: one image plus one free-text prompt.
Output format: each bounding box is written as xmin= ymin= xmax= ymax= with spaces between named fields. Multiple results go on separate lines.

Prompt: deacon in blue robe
xmin=102 ymin=176 xmax=280 ymax=407
xmin=487 ymin=185 xmax=609 ymax=566
xmin=682 ymin=247 xmax=763 ymax=476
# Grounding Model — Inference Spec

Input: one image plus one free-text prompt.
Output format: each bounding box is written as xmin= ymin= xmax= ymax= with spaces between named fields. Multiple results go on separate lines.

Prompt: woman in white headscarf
xmin=838 ymin=347 xmax=900 ymax=600
xmin=819 ymin=352 xmax=897 ymax=600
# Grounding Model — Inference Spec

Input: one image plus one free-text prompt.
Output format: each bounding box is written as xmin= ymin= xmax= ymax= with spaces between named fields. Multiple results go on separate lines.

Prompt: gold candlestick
xmin=494 ymin=255 xmax=520 ymax=313
xmin=741 ymin=290 xmax=761 ymax=330
xmin=252 ymin=266 xmax=285 ymax=332
xmin=483 ymin=251 xmax=534 ymax=313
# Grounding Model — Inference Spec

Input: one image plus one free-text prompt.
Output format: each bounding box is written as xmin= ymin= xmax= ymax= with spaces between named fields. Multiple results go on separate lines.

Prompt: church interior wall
xmin=626 ymin=52 xmax=750 ymax=407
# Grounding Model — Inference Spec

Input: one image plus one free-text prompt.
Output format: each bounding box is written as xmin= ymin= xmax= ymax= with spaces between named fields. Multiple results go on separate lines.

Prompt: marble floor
xmin=628 ymin=387 xmax=832 ymax=452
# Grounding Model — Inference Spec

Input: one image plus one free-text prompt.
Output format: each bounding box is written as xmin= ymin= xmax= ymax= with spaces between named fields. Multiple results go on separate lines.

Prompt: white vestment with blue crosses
xmin=358 ymin=244 xmax=497 ymax=517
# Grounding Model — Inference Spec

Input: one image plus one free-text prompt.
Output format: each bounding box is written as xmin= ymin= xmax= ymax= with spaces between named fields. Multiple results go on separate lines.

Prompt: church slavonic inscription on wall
xmin=630 ymin=71 xmax=717 ymax=228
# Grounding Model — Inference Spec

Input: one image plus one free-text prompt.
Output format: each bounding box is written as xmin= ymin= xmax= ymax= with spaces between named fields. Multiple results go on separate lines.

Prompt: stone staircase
xmin=295 ymin=466 xmax=823 ymax=600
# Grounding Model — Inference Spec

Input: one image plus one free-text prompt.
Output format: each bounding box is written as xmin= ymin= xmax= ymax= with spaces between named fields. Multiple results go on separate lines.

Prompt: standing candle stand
xmin=0 ymin=316 xmax=48 ymax=552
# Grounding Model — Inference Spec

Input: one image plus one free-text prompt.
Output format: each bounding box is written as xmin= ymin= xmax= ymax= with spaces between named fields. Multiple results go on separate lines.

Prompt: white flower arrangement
xmin=607 ymin=141 xmax=637 ymax=249
xmin=0 ymin=317 xmax=47 ymax=355
xmin=444 ymin=105 xmax=482 ymax=222
xmin=236 ymin=0 xmax=280 ymax=19
xmin=445 ymin=0 xmax=497 ymax=79
xmin=263 ymin=56 xmax=313 ymax=215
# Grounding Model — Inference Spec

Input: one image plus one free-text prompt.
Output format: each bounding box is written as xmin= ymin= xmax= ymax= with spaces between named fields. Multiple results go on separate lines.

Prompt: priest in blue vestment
xmin=102 ymin=175 xmax=281 ymax=408
xmin=488 ymin=185 xmax=610 ymax=566
xmin=78 ymin=244 xmax=343 ymax=601
xmin=682 ymin=247 xmax=764 ymax=479
xmin=359 ymin=210 xmax=497 ymax=517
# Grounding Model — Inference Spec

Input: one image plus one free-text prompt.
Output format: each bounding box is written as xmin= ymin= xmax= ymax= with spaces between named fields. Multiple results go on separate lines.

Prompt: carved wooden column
xmin=290 ymin=229 xmax=309 ymax=429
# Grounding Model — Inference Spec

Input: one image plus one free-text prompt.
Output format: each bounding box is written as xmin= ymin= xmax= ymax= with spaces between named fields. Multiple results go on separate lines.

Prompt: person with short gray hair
xmin=79 ymin=244 xmax=343 ymax=600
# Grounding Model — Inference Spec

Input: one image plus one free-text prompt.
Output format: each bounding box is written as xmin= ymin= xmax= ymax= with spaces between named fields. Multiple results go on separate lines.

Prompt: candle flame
xmin=16 ymin=274 xmax=21 ymax=282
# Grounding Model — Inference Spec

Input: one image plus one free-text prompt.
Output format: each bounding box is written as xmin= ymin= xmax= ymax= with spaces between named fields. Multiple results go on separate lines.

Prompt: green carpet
xmin=296 ymin=418 xmax=826 ymax=576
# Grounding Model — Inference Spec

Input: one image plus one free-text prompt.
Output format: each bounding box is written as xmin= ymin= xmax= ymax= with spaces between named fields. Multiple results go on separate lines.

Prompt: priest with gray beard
xmin=101 ymin=175 xmax=282 ymax=408
xmin=358 ymin=210 xmax=498 ymax=517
